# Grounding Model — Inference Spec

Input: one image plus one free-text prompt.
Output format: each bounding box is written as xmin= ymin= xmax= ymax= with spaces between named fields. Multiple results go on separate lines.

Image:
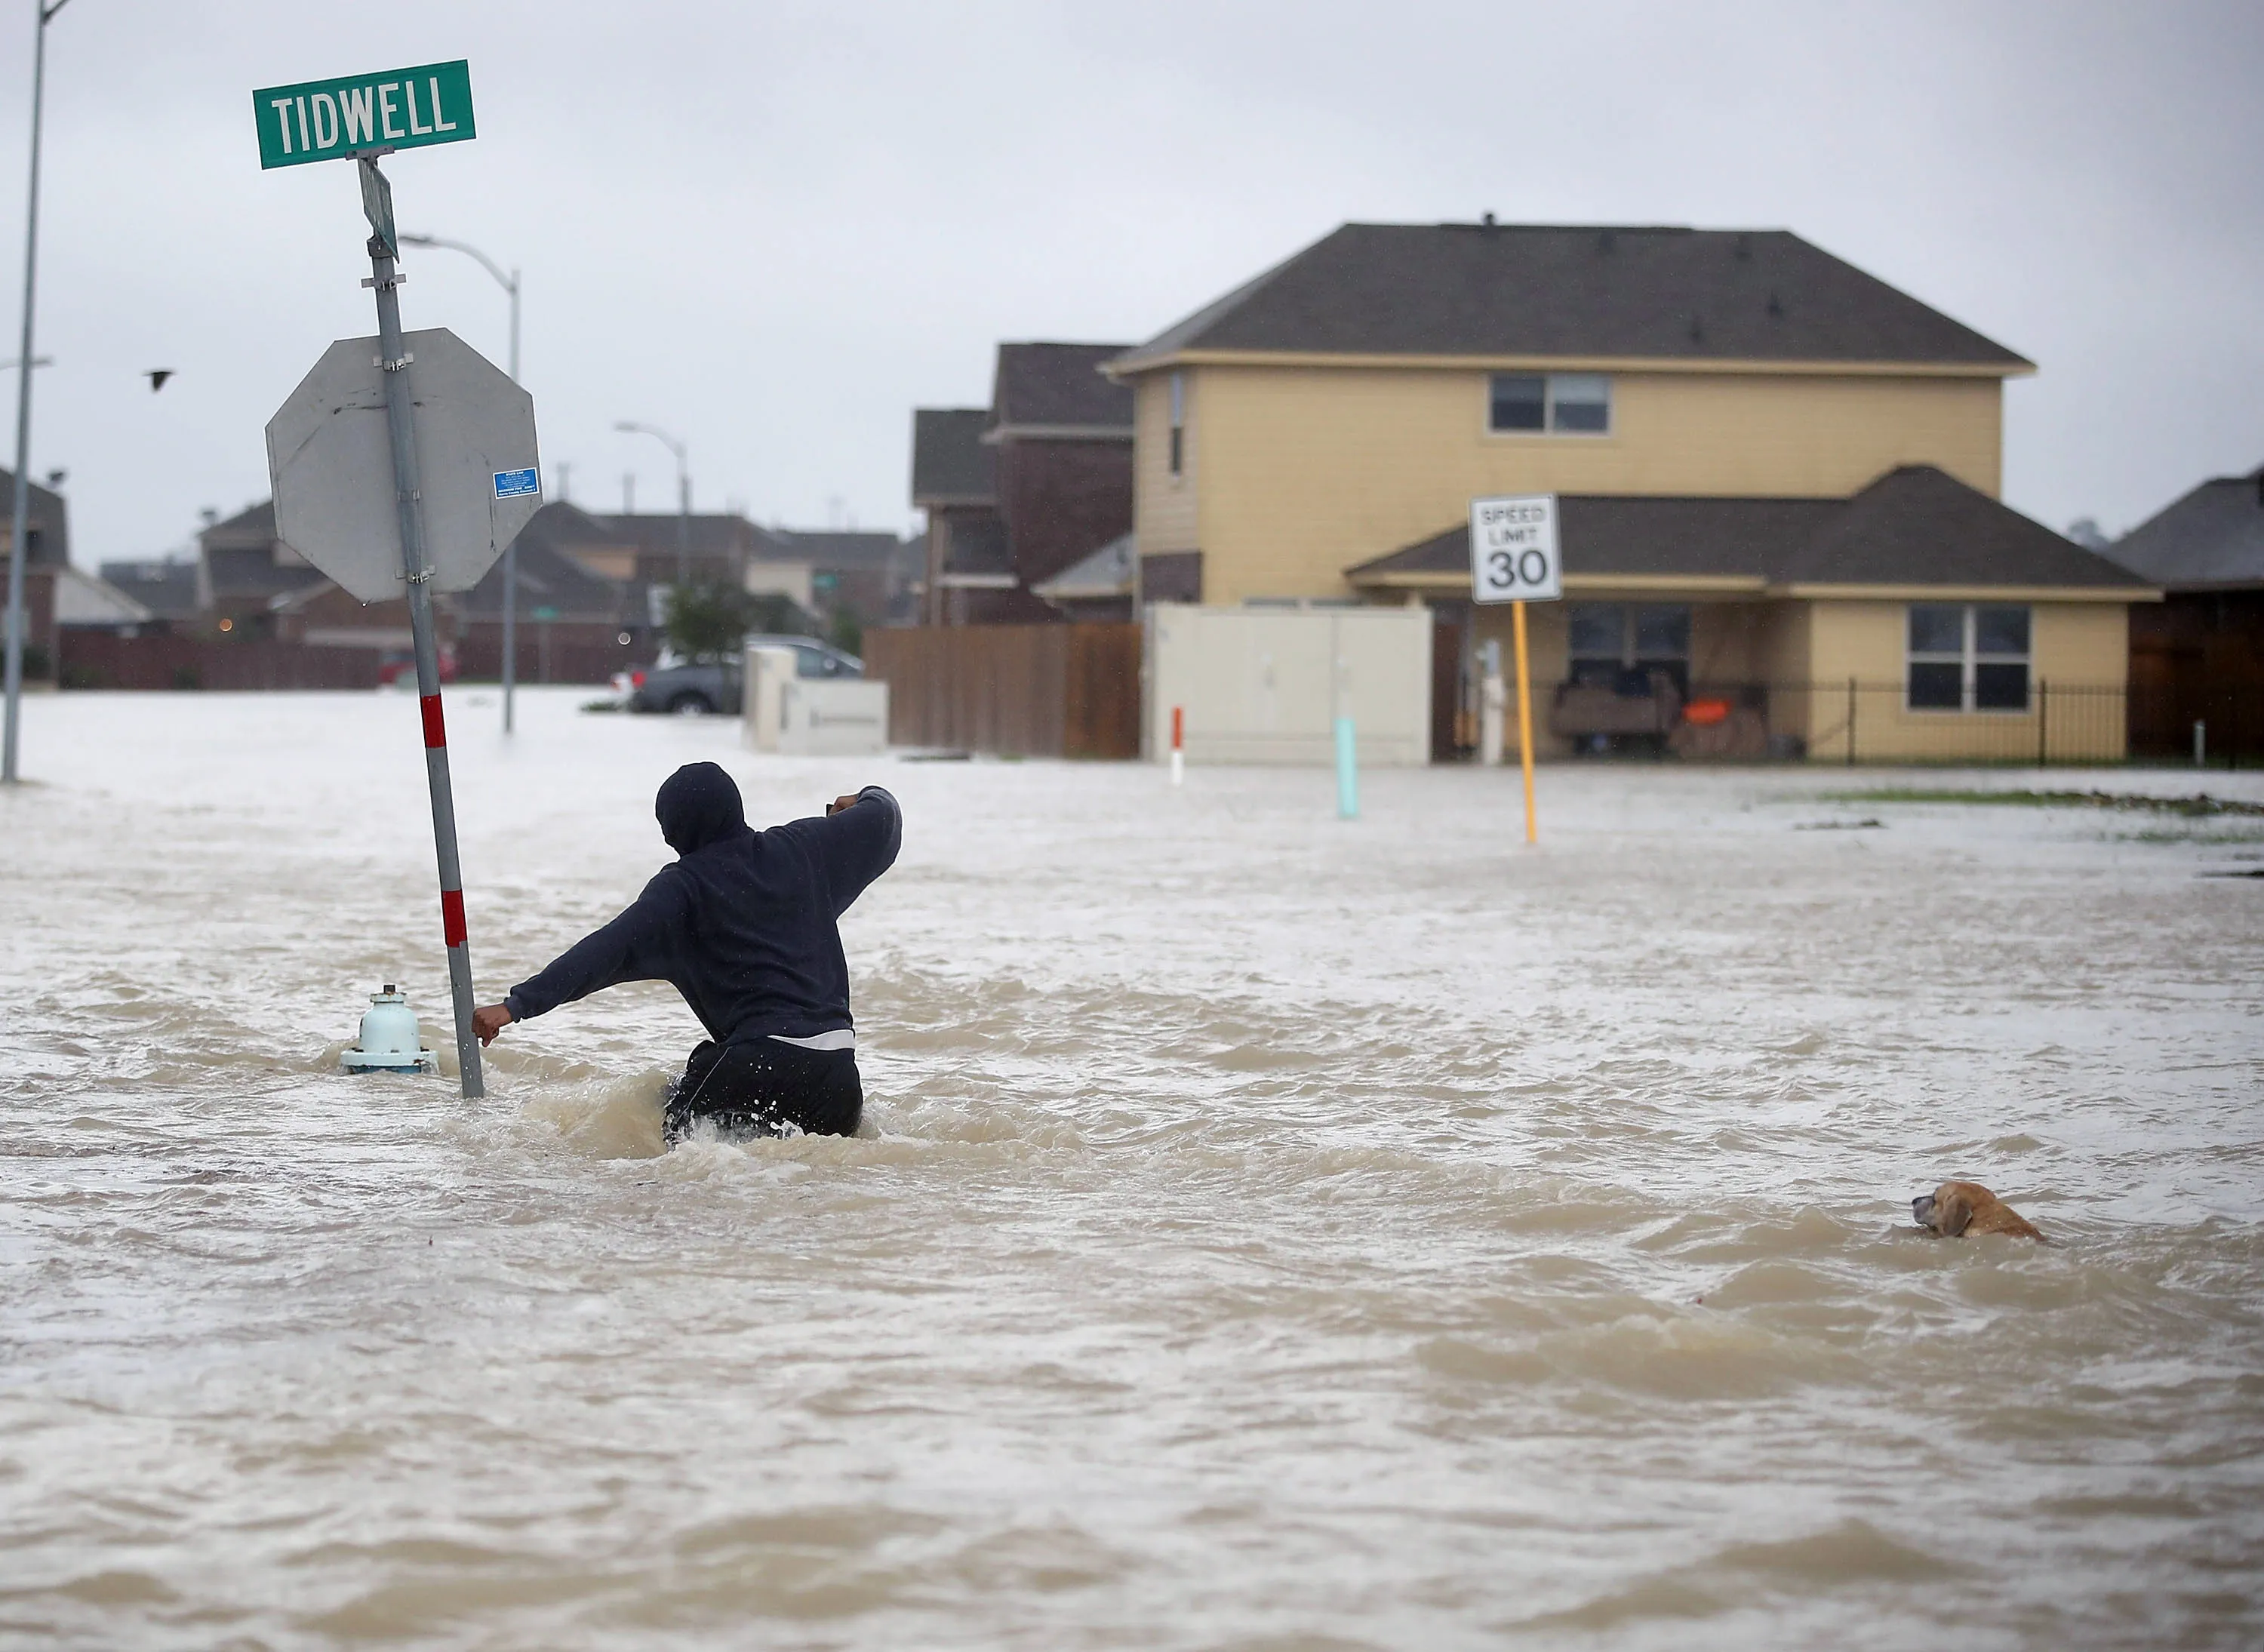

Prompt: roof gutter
xmin=980 ymin=423 xmax=1134 ymax=445
xmin=1347 ymin=568 xmax=2159 ymax=602
xmin=1107 ymin=348 xmax=2032 ymax=380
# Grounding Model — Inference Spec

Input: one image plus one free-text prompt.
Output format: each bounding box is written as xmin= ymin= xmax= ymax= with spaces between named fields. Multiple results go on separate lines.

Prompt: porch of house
xmin=1423 ymin=591 xmax=2133 ymax=764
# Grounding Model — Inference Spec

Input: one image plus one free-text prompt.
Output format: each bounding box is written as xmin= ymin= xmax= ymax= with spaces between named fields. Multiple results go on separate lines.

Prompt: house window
xmin=1489 ymin=374 xmax=1546 ymax=431
xmin=1907 ymin=603 xmax=2029 ymax=712
xmin=1567 ymin=602 xmax=1690 ymax=694
xmin=1168 ymin=372 xmax=1185 ymax=477
xmin=1489 ymin=372 xmax=1612 ymax=435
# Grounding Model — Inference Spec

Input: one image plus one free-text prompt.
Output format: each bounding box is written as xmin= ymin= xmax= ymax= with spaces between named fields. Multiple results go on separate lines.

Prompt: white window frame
xmin=1905 ymin=602 xmax=2031 ymax=714
xmin=1485 ymin=371 xmax=1613 ymax=438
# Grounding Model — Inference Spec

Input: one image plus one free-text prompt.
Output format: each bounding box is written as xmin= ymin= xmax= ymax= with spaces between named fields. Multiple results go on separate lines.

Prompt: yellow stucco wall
xmin=1134 ymin=373 xmax=1198 ymax=555
xmin=1129 ymin=363 xmax=2004 ymax=602
xmin=1798 ymin=599 xmax=2130 ymax=762
xmin=1460 ymin=596 xmax=2127 ymax=762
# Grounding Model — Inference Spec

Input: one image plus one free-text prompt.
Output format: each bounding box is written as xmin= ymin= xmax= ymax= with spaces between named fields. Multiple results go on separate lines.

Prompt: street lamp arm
xmin=614 ymin=420 xmax=687 ymax=463
xmin=398 ymin=232 xmax=516 ymax=296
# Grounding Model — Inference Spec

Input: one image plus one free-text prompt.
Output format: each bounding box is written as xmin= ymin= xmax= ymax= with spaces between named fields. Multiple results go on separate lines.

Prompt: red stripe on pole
xmin=420 ymin=693 xmax=445 ymax=749
xmin=440 ymin=887 xmax=466 ymax=947
xmin=1172 ymin=705 xmax=1183 ymax=751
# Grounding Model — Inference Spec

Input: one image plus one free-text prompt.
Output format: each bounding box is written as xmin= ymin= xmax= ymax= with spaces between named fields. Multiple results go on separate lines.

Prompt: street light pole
xmin=614 ymin=420 xmax=689 ymax=586
xmin=401 ymin=232 xmax=521 ymax=732
xmin=4 ymin=0 xmax=72 ymax=786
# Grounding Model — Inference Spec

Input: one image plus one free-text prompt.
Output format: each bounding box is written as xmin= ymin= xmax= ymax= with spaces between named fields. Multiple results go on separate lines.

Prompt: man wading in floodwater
xmin=470 ymin=761 xmax=901 ymax=1140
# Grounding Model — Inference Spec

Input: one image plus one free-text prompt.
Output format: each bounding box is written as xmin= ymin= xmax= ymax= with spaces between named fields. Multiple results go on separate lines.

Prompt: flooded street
xmin=4 ymin=688 xmax=2260 ymax=1649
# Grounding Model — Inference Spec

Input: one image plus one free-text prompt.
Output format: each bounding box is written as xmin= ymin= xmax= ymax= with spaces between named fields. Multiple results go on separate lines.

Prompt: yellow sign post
xmin=1511 ymin=598 xmax=1538 ymax=844
xmin=1469 ymin=494 xmax=1561 ymax=847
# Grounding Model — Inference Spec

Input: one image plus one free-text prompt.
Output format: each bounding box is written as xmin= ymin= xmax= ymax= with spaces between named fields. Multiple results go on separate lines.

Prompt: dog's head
xmin=1912 ymin=1180 xmax=1993 ymax=1236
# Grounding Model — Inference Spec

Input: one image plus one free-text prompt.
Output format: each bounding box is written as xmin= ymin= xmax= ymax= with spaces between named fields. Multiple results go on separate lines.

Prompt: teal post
xmin=1335 ymin=716 xmax=1358 ymax=820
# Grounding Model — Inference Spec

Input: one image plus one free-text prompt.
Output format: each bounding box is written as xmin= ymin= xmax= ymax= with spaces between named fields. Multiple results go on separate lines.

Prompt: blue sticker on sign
xmin=493 ymin=468 xmax=540 ymax=499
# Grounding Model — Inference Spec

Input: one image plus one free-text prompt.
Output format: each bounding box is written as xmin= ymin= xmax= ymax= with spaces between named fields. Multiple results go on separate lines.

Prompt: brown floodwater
xmin=3 ymin=689 xmax=2260 ymax=1649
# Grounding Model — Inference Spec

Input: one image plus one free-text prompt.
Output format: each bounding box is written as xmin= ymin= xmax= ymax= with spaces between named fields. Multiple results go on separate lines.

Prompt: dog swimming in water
xmin=1912 ymin=1180 xmax=2044 ymax=1241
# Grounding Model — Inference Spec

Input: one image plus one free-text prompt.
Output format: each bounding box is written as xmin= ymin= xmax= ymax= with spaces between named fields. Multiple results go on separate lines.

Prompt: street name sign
xmin=1469 ymin=494 xmax=1562 ymax=604
xmin=254 ymin=60 xmax=475 ymax=170
xmin=266 ymin=328 xmax=540 ymax=603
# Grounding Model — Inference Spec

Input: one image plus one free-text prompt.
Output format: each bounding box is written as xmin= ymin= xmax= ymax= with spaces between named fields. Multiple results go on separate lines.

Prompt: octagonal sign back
xmin=266 ymin=327 xmax=540 ymax=604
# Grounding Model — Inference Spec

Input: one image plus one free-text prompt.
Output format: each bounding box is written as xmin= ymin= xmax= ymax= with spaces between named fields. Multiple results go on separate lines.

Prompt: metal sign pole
xmin=361 ymin=157 xmax=483 ymax=1099
xmin=4 ymin=0 xmax=66 ymax=785
xmin=500 ymin=268 xmax=520 ymax=734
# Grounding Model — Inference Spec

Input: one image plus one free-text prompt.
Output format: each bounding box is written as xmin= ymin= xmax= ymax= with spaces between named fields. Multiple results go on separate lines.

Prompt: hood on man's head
xmin=655 ymin=761 xmax=749 ymax=854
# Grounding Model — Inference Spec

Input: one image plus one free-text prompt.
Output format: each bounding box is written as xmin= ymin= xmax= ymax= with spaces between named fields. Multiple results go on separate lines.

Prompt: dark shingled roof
xmin=911 ymin=408 xmax=996 ymax=505
xmin=98 ymin=558 xmax=201 ymax=620
xmin=1348 ymin=467 xmax=2146 ymax=590
xmin=765 ymin=529 xmax=924 ymax=576
xmin=2103 ymin=466 xmax=2264 ymax=591
xmin=200 ymin=500 xmax=277 ymax=550
xmin=600 ymin=512 xmax=774 ymax=560
xmin=1118 ymin=223 xmax=2030 ymax=371
xmin=456 ymin=504 xmax=636 ymax=622
xmin=1776 ymin=466 xmax=2144 ymax=587
xmin=991 ymin=343 xmax=1134 ymax=431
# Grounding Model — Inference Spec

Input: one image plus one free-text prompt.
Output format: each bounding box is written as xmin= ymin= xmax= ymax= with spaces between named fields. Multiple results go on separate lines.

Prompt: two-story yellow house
xmin=1105 ymin=221 xmax=2152 ymax=761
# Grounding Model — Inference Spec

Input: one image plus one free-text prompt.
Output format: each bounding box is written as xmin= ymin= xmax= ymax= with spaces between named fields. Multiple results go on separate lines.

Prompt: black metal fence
xmin=1537 ymin=678 xmax=2244 ymax=766
xmin=1766 ymin=678 xmax=2130 ymax=767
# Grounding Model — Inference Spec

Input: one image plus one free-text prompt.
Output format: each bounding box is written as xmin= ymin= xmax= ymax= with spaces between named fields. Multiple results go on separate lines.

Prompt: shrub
xmin=663 ymin=584 xmax=813 ymax=662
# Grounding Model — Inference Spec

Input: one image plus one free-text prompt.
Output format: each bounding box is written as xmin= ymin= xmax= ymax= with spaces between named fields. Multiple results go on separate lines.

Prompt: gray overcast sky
xmin=3 ymin=0 xmax=2260 ymax=570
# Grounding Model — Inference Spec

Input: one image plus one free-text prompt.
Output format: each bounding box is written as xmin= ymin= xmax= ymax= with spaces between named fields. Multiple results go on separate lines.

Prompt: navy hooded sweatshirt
xmin=503 ymin=762 xmax=901 ymax=1045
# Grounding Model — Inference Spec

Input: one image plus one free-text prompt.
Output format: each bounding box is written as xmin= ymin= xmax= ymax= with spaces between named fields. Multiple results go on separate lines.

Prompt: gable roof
xmin=1775 ymin=466 xmax=2142 ymax=588
xmin=990 ymin=343 xmax=1134 ymax=432
xmin=98 ymin=558 xmax=200 ymax=620
xmin=54 ymin=565 xmax=152 ymax=626
xmin=1115 ymin=223 xmax=2031 ymax=374
xmin=198 ymin=500 xmax=277 ymax=552
xmin=2103 ymin=466 xmax=2264 ymax=591
xmin=1032 ymin=531 xmax=1136 ymax=601
xmin=454 ymin=505 xmax=637 ymax=621
xmin=1347 ymin=467 xmax=2147 ymax=594
xmin=911 ymin=408 xmax=996 ymax=505
xmin=202 ymin=541 xmax=325 ymax=606
xmin=764 ymin=528 xmax=922 ymax=575
xmin=599 ymin=511 xmax=772 ymax=561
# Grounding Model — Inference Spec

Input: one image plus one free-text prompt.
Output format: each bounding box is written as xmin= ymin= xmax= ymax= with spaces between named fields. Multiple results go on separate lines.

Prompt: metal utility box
xmin=1143 ymin=603 xmax=1432 ymax=766
xmin=745 ymin=644 xmax=889 ymax=756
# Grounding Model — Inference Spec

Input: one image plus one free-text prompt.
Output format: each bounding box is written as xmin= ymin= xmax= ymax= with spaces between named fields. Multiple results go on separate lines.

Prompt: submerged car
xmin=623 ymin=635 xmax=863 ymax=715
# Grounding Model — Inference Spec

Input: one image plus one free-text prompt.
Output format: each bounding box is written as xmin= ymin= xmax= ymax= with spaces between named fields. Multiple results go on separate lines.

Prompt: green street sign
xmin=254 ymin=60 xmax=475 ymax=170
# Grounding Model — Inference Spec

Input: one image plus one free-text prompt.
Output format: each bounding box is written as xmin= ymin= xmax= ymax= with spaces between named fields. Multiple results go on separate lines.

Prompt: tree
xmin=663 ymin=583 xmax=813 ymax=660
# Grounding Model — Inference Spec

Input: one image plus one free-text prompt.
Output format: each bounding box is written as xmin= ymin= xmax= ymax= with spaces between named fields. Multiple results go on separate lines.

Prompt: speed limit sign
xmin=1469 ymin=494 xmax=1561 ymax=604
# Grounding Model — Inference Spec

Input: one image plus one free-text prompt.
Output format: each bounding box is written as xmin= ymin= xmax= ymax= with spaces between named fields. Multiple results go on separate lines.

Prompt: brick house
xmin=908 ymin=343 xmax=1137 ymax=624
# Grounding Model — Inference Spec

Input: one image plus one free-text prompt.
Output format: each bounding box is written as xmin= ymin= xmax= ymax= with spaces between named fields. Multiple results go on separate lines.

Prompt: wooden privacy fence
xmin=863 ymin=624 xmax=1141 ymax=758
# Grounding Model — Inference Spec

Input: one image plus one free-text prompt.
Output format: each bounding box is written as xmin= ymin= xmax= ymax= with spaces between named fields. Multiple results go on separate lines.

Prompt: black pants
xmin=666 ymin=1038 xmax=863 ymax=1141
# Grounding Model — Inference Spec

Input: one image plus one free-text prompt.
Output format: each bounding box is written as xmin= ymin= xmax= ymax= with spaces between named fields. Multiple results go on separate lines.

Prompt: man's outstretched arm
xmin=472 ymin=874 xmax=690 ymax=1044
xmin=816 ymin=786 xmax=903 ymax=915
